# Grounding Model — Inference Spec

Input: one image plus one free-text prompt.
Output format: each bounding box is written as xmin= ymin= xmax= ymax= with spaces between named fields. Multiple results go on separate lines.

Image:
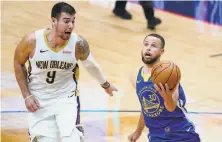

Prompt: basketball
xmin=151 ymin=61 xmax=181 ymax=90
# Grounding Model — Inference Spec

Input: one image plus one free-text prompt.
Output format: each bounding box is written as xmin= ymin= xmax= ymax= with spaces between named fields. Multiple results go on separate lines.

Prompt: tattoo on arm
xmin=76 ymin=35 xmax=90 ymax=60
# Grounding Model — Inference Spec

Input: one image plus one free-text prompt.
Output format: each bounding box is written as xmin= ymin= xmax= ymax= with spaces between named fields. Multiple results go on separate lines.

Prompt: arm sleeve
xmin=81 ymin=52 xmax=107 ymax=85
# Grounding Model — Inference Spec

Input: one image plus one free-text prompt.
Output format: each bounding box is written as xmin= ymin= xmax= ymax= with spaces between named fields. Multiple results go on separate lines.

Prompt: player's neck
xmin=144 ymin=60 xmax=160 ymax=74
xmin=143 ymin=64 xmax=153 ymax=74
xmin=47 ymin=29 xmax=67 ymax=48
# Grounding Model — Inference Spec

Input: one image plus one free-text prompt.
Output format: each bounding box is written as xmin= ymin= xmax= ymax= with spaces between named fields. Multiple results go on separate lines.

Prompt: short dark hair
xmin=144 ymin=33 xmax=165 ymax=48
xmin=51 ymin=2 xmax=76 ymax=20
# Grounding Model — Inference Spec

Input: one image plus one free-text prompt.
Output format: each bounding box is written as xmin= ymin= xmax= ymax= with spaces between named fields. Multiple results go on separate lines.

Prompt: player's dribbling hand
xmin=104 ymin=83 xmax=118 ymax=96
xmin=25 ymin=95 xmax=40 ymax=112
xmin=154 ymin=83 xmax=179 ymax=100
xmin=128 ymin=131 xmax=141 ymax=142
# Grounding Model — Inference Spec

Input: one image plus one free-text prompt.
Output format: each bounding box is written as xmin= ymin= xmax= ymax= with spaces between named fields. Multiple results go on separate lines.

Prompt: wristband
xmin=24 ymin=95 xmax=33 ymax=101
xmin=101 ymin=81 xmax=110 ymax=89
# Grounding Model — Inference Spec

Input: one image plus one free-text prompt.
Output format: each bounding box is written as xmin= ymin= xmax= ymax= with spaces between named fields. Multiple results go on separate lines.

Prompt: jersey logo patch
xmin=138 ymin=86 xmax=164 ymax=117
xmin=62 ymin=50 xmax=72 ymax=54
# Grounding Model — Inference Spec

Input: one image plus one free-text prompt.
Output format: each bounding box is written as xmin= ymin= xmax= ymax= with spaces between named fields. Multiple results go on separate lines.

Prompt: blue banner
xmin=152 ymin=1 xmax=222 ymax=26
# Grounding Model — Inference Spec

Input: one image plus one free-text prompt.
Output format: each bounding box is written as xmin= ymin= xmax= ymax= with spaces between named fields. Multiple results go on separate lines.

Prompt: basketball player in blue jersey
xmin=14 ymin=2 xmax=117 ymax=142
xmin=128 ymin=34 xmax=200 ymax=142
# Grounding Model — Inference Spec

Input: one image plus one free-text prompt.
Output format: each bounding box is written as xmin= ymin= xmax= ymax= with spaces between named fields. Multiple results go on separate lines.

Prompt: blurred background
xmin=1 ymin=1 xmax=222 ymax=142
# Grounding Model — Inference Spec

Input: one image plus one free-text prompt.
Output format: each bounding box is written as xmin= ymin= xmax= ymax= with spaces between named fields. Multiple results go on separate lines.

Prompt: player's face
xmin=54 ymin=12 xmax=75 ymax=40
xmin=141 ymin=36 xmax=164 ymax=64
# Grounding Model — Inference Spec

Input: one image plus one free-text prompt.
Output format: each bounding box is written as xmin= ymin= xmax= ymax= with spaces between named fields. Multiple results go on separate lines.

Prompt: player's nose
xmin=146 ymin=46 xmax=151 ymax=51
xmin=68 ymin=22 xmax=74 ymax=29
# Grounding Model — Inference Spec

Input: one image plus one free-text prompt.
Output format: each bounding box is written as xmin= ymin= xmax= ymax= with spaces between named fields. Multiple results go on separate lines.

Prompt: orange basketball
xmin=151 ymin=61 xmax=181 ymax=90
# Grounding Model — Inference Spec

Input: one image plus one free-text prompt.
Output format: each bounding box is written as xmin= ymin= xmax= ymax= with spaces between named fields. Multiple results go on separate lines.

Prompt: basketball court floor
xmin=1 ymin=1 xmax=222 ymax=142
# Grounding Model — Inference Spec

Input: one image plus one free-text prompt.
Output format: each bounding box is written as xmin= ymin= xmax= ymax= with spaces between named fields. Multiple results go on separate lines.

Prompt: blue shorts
xmin=148 ymin=120 xmax=200 ymax=142
xmin=148 ymin=131 xmax=200 ymax=142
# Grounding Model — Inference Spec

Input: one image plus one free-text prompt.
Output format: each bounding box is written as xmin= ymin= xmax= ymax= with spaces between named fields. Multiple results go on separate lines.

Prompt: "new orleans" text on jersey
xmin=36 ymin=61 xmax=73 ymax=70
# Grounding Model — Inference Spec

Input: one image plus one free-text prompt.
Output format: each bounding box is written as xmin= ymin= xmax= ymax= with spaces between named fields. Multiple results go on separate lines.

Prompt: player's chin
xmin=142 ymin=58 xmax=153 ymax=64
xmin=61 ymin=35 xmax=70 ymax=40
xmin=144 ymin=60 xmax=153 ymax=64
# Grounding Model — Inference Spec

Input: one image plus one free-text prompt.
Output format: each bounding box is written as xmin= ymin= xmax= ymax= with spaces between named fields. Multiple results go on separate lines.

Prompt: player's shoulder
xmin=27 ymin=32 xmax=36 ymax=42
xmin=21 ymin=31 xmax=37 ymax=45
xmin=15 ymin=30 xmax=38 ymax=54
xmin=71 ymin=32 xmax=80 ymax=40
xmin=73 ymin=33 xmax=89 ymax=43
xmin=71 ymin=31 xmax=78 ymax=36
xmin=23 ymin=28 xmax=47 ymax=45
xmin=74 ymin=33 xmax=89 ymax=50
xmin=133 ymin=64 xmax=143 ymax=75
xmin=25 ymin=28 xmax=46 ymax=42
xmin=17 ymin=29 xmax=47 ymax=50
xmin=15 ymin=33 xmax=35 ymax=51
xmin=128 ymin=65 xmax=143 ymax=88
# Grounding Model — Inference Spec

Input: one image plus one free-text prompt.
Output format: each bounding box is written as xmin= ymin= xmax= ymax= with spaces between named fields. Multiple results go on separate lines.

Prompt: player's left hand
xmin=154 ymin=83 xmax=177 ymax=100
xmin=104 ymin=83 xmax=118 ymax=96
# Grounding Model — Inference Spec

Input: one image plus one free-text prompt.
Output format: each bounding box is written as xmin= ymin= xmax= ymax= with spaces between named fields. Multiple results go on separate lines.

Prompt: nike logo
xmin=137 ymin=80 xmax=142 ymax=83
xmin=187 ymin=127 xmax=191 ymax=132
xmin=40 ymin=49 xmax=49 ymax=53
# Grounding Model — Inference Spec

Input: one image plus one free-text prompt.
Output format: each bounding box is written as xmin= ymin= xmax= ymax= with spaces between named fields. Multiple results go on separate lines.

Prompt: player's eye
xmin=64 ymin=20 xmax=70 ymax=24
xmin=152 ymin=44 xmax=156 ymax=47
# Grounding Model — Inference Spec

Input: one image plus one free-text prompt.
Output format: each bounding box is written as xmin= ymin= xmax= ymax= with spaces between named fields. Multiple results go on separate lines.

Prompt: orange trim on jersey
xmin=141 ymin=68 xmax=151 ymax=82
xmin=43 ymin=29 xmax=70 ymax=53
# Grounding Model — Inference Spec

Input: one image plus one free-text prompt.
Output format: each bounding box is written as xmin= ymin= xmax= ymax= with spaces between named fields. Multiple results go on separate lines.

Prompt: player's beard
xmin=142 ymin=54 xmax=160 ymax=65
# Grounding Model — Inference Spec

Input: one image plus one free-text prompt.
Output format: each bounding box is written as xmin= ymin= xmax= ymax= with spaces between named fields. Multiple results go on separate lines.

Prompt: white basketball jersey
xmin=28 ymin=29 xmax=79 ymax=99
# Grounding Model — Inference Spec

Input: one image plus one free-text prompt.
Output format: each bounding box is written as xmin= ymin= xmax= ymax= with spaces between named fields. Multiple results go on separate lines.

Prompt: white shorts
xmin=27 ymin=94 xmax=83 ymax=141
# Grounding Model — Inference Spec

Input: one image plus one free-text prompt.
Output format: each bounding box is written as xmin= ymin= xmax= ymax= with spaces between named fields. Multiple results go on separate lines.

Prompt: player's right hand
xmin=128 ymin=131 xmax=141 ymax=142
xmin=25 ymin=95 xmax=40 ymax=112
xmin=104 ymin=83 xmax=118 ymax=96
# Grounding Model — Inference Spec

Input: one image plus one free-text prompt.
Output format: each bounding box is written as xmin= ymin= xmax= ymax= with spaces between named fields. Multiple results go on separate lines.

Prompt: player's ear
xmin=160 ymin=48 xmax=164 ymax=55
xmin=51 ymin=17 xmax=57 ymax=25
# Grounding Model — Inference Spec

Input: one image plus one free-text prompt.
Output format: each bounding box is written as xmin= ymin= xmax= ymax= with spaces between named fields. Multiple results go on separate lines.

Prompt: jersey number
xmin=46 ymin=71 xmax=56 ymax=84
xmin=149 ymin=94 xmax=157 ymax=101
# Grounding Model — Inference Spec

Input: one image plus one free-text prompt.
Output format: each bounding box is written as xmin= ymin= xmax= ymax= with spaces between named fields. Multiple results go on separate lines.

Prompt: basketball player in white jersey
xmin=14 ymin=2 xmax=117 ymax=142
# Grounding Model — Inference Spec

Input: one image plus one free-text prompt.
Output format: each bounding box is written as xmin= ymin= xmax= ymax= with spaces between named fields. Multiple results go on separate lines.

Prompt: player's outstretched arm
xmin=14 ymin=33 xmax=40 ymax=112
xmin=76 ymin=35 xmax=117 ymax=96
xmin=128 ymin=112 xmax=145 ymax=142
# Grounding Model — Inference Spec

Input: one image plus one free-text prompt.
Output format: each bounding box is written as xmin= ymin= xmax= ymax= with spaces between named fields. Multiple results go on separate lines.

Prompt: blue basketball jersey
xmin=136 ymin=67 xmax=200 ymax=142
